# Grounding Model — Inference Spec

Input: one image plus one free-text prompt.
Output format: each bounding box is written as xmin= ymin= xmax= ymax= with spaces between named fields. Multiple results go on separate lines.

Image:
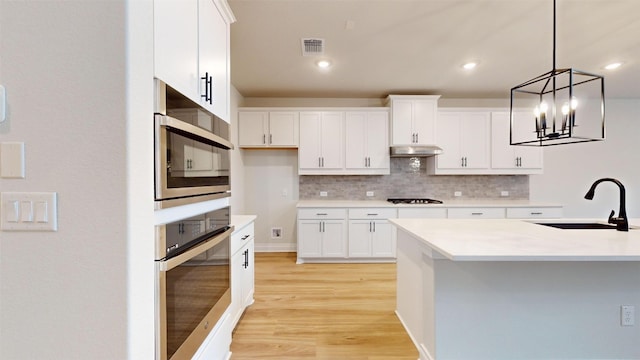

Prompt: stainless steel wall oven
xmin=155 ymin=206 xmax=232 ymax=360
xmin=154 ymin=80 xmax=232 ymax=209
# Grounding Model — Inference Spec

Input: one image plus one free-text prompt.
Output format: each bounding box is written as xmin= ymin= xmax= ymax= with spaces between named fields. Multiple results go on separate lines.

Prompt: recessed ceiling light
xmin=462 ymin=62 xmax=477 ymax=70
xmin=604 ymin=62 xmax=622 ymax=70
xmin=316 ymin=60 xmax=331 ymax=69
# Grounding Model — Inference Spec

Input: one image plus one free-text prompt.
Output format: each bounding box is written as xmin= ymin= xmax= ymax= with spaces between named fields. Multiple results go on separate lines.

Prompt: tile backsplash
xmin=299 ymin=158 xmax=529 ymax=200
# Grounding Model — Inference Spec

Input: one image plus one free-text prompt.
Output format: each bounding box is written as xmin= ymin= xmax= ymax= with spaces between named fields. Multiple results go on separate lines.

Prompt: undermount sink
xmin=536 ymin=222 xmax=621 ymax=230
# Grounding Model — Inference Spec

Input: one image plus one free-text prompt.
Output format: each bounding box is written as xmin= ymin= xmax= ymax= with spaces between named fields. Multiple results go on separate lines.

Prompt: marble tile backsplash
xmin=299 ymin=158 xmax=529 ymax=200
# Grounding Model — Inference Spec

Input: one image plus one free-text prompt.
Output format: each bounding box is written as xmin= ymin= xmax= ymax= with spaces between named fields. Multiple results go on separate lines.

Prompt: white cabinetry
xmin=387 ymin=95 xmax=440 ymax=146
xmin=447 ymin=207 xmax=506 ymax=219
xmin=348 ymin=208 xmax=397 ymax=259
xmin=297 ymin=208 xmax=348 ymax=263
xmin=430 ymin=110 xmax=490 ymax=174
xmin=230 ymin=218 xmax=255 ymax=329
xmin=344 ymin=111 xmax=390 ymax=175
xmin=506 ymin=207 xmax=563 ymax=219
xmin=298 ymin=112 xmax=344 ymax=174
xmin=398 ymin=207 xmax=447 ymax=219
xmin=153 ymin=0 xmax=234 ymax=121
xmin=238 ymin=110 xmax=299 ymax=148
xmin=491 ymin=111 xmax=543 ymax=173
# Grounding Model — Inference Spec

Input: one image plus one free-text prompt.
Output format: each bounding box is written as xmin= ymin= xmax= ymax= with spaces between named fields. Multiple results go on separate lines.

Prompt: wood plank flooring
xmin=230 ymin=252 xmax=418 ymax=359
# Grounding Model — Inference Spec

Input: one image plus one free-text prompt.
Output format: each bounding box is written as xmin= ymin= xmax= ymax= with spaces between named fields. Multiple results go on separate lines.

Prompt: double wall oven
xmin=154 ymin=80 xmax=234 ymax=360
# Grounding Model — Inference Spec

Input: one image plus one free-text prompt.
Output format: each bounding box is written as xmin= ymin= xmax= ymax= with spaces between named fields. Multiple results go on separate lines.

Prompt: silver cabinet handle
xmin=318 ymin=157 xmax=321 ymax=167
xmin=367 ymin=213 xmax=378 ymax=216
xmin=531 ymin=212 xmax=543 ymax=215
xmin=471 ymin=212 xmax=484 ymax=216
xmin=316 ymin=213 xmax=328 ymax=216
xmin=263 ymin=134 xmax=266 ymax=144
xmin=270 ymin=134 xmax=273 ymax=144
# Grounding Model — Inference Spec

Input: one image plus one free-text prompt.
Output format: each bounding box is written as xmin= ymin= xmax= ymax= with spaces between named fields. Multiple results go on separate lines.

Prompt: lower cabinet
xmin=297 ymin=208 xmax=348 ymax=262
xmin=348 ymin=208 xmax=397 ymax=259
xmin=230 ymin=218 xmax=255 ymax=330
xmin=297 ymin=207 xmax=397 ymax=263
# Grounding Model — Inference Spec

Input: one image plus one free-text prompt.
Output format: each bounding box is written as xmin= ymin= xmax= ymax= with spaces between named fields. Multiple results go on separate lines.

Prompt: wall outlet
xmin=501 ymin=191 xmax=509 ymax=197
xmin=621 ymin=305 xmax=635 ymax=326
xmin=454 ymin=191 xmax=462 ymax=197
xmin=271 ymin=227 xmax=283 ymax=239
xmin=320 ymin=191 xmax=328 ymax=197
xmin=366 ymin=191 xmax=374 ymax=197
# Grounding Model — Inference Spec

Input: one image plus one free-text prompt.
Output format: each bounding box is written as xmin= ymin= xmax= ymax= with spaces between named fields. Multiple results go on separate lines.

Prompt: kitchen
xmin=1 ymin=1 xmax=639 ymax=360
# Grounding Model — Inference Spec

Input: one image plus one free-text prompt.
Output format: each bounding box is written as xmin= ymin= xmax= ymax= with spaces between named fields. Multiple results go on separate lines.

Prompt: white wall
xmin=530 ymin=99 xmax=640 ymax=218
xmin=230 ymin=85 xmax=246 ymax=214
xmin=0 ymin=1 xmax=155 ymax=359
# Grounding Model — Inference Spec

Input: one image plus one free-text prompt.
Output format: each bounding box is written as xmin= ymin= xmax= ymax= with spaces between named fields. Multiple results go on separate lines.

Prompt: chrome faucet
xmin=584 ymin=178 xmax=629 ymax=231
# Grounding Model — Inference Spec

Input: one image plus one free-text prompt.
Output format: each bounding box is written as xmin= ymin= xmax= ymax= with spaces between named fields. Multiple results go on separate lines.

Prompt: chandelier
xmin=510 ymin=0 xmax=605 ymax=146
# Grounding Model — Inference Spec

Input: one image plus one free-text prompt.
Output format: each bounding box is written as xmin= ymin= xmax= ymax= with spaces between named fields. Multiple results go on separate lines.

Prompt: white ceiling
xmin=227 ymin=0 xmax=640 ymax=100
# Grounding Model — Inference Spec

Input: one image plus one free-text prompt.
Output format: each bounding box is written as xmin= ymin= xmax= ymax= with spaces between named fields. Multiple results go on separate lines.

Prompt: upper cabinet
xmin=153 ymin=0 xmax=235 ymax=122
xmin=344 ymin=111 xmax=390 ymax=175
xmin=490 ymin=111 xmax=543 ymax=174
xmin=387 ymin=95 xmax=440 ymax=146
xmin=429 ymin=110 xmax=490 ymax=174
xmin=238 ymin=110 xmax=299 ymax=148
xmin=298 ymin=111 xmax=345 ymax=174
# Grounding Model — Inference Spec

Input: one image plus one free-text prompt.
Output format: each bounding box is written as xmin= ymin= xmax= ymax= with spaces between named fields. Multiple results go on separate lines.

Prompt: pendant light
xmin=510 ymin=0 xmax=605 ymax=146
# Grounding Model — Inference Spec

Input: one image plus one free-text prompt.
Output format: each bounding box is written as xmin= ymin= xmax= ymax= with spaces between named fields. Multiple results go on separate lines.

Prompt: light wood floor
xmin=230 ymin=252 xmax=418 ymax=359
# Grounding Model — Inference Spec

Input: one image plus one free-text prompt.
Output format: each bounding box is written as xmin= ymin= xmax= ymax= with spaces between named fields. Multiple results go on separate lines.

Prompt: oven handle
xmin=157 ymin=114 xmax=234 ymax=150
xmin=158 ymin=226 xmax=234 ymax=272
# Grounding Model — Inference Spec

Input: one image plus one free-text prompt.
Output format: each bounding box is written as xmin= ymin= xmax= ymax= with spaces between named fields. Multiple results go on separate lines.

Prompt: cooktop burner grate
xmin=387 ymin=198 xmax=443 ymax=204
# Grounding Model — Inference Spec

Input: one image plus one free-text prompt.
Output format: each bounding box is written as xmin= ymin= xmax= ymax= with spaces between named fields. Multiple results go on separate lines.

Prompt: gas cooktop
xmin=387 ymin=198 xmax=443 ymax=205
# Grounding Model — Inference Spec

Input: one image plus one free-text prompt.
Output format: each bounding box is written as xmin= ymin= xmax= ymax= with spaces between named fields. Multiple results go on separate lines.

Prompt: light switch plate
xmin=1 ymin=192 xmax=57 ymax=231
xmin=0 ymin=142 xmax=26 ymax=178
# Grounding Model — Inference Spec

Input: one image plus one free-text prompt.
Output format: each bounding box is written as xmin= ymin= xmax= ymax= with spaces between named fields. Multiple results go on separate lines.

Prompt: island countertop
xmin=389 ymin=218 xmax=640 ymax=261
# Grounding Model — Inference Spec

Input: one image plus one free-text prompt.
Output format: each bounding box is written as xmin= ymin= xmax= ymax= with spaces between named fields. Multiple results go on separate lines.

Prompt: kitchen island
xmin=390 ymin=218 xmax=640 ymax=360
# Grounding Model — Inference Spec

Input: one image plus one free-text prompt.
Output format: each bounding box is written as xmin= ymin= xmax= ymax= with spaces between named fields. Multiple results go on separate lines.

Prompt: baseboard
xmin=254 ymin=243 xmax=296 ymax=252
xmin=395 ymin=310 xmax=434 ymax=360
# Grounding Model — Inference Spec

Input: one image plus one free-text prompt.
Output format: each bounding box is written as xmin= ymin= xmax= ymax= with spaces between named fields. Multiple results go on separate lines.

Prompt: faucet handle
xmin=607 ymin=210 xmax=616 ymax=223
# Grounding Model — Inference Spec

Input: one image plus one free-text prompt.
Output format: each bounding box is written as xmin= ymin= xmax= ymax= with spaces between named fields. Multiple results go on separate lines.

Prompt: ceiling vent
xmin=301 ymin=38 xmax=324 ymax=56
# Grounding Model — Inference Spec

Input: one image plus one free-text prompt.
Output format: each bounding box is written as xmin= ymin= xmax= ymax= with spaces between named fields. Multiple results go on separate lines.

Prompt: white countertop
xmin=297 ymin=200 xmax=561 ymax=208
xmin=390 ymin=218 xmax=640 ymax=261
xmin=231 ymin=215 xmax=256 ymax=231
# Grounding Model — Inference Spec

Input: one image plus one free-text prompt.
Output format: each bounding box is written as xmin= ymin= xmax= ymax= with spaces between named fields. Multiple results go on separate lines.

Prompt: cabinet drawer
xmin=348 ymin=208 xmax=397 ymax=219
xmin=298 ymin=208 xmax=347 ymax=219
xmin=447 ymin=207 xmax=505 ymax=219
xmin=506 ymin=207 xmax=563 ymax=219
xmin=231 ymin=222 xmax=254 ymax=255
xmin=398 ymin=208 xmax=447 ymax=219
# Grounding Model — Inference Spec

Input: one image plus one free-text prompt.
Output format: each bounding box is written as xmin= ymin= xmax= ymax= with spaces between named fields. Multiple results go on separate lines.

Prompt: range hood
xmin=390 ymin=145 xmax=443 ymax=157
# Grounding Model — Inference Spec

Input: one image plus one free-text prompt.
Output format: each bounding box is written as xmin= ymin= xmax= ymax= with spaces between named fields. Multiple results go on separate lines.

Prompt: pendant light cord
xmin=553 ymin=0 xmax=556 ymax=71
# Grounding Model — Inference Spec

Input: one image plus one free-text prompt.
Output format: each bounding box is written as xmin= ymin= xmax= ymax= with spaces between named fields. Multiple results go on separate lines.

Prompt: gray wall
xmin=0 ymin=1 xmax=155 ymax=359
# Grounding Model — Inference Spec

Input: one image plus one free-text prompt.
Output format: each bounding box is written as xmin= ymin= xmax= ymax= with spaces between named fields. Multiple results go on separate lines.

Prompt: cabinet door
xmin=297 ymin=220 xmax=323 ymax=257
xmin=322 ymin=220 xmax=346 ymax=257
xmin=412 ymin=99 xmax=437 ymax=145
xmin=230 ymin=246 xmax=244 ymax=323
xmin=241 ymin=241 xmax=255 ymax=307
xmin=200 ymin=0 xmax=229 ymax=120
xmin=239 ymin=112 xmax=268 ymax=147
xmin=435 ymin=112 xmax=462 ymax=169
xmin=371 ymin=221 xmax=395 ymax=257
xmin=345 ymin=112 xmax=368 ymax=169
xmin=348 ymin=220 xmax=372 ymax=257
xmin=391 ymin=100 xmax=414 ymax=145
xmin=365 ymin=112 xmax=390 ymax=169
xmin=154 ymin=0 xmax=199 ymax=103
xmin=298 ymin=112 xmax=322 ymax=169
xmin=269 ymin=112 xmax=299 ymax=147
xmin=460 ymin=112 xmax=490 ymax=169
xmin=319 ymin=112 xmax=344 ymax=170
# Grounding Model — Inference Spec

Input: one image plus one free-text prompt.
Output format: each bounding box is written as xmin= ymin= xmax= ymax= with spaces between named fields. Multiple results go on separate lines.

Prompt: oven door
xmin=156 ymin=226 xmax=232 ymax=360
xmin=155 ymin=113 xmax=233 ymax=208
